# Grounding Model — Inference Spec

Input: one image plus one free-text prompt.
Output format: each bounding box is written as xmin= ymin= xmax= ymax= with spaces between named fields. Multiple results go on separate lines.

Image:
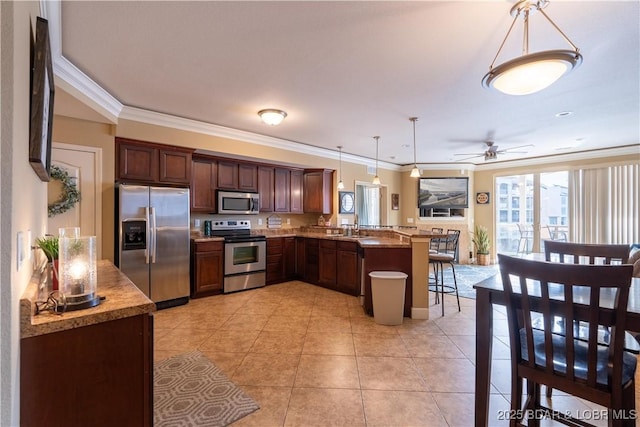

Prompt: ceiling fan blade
xmin=454 ymin=152 xmax=484 ymax=156
xmin=501 ymin=144 xmax=534 ymax=152
xmin=487 ymin=145 xmax=499 ymax=153
xmin=456 ymin=154 xmax=483 ymax=162
xmin=499 ymin=151 xmax=528 ymax=154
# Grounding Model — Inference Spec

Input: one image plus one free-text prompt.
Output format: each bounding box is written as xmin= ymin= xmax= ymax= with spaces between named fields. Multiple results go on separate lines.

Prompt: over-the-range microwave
xmin=216 ymin=190 xmax=260 ymax=215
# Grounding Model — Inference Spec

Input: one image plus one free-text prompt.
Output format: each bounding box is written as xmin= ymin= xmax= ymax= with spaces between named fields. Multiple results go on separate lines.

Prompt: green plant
xmin=472 ymin=225 xmax=490 ymax=255
xmin=36 ymin=236 xmax=58 ymax=262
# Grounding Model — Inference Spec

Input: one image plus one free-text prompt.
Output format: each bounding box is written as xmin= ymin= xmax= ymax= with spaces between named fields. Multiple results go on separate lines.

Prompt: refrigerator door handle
xmin=144 ymin=207 xmax=151 ymax=264
xmin=150 ymin=206 xmax=157 ymax=263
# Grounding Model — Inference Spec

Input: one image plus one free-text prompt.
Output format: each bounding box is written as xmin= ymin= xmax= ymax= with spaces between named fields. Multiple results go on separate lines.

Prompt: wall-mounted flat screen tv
xmin=418 ymin=177 xmax=469 ymax=209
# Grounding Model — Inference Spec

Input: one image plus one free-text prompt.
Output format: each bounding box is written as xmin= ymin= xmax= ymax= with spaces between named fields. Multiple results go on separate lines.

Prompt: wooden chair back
xmin=498 ymin=254 xmax=635 ymax=416
xmin=544 ymin=240 xmax=630 ymax=265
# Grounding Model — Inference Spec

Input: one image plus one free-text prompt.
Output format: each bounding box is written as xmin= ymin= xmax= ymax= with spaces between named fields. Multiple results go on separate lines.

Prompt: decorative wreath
xmin=48 ymin=165 xmax=81 ymax=217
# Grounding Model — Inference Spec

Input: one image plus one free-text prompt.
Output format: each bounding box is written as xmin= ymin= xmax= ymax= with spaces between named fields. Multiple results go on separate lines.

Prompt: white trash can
xmin=369 ymin=271 xmax=408 ymax=326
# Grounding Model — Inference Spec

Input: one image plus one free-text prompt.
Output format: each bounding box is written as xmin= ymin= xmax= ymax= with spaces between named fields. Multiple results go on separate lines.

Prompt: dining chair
xmin=544 ymin=240 xmax=630 ymax=265
xmin=429 ymin=229 xmax=461 ymax=316
xmin=498 ymin=254 xmax=636 ymax=427
xmin=542 ymin=240 xmax=637 ymax=398
xmin=517 ymin=223 xmax=533 ymax=255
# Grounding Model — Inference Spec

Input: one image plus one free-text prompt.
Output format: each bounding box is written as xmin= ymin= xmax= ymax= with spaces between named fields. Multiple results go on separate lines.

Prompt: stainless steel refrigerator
xmin=115 ymin=184 xmax=190 ymax=308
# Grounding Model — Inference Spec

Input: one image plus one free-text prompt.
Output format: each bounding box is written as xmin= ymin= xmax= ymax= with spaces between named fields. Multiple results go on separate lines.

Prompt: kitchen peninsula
xmin=20 ymin=260 xmax=155 ymax=427
xmin=191 ymin=227 xmax=437 ymax=320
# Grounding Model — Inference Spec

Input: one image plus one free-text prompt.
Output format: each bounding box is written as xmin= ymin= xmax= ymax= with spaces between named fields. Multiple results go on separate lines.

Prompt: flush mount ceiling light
xmin=258 ymin=109 xmax=287 ymax=126
xmin=337 ymin=146 xmax=344 ymax=190
xmin=482 ymin=0 xmax=582 ymax=96
xmin=409 ymin=117 xmax=420 ymax=178
xmin=372 ymin=136 xmax=381 ymax=185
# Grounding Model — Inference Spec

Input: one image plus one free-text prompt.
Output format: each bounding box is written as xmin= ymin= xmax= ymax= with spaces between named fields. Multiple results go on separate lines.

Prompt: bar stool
xmin=429 ymin=230 xmax=461 ymax=316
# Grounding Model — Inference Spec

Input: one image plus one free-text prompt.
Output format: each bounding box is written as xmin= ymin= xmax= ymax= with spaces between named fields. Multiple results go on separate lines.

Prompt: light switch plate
xmin=258 ymin=218 xmax=263 ymax=225
xmin=407 ymin=218 xmax=414 ymax=223
xmin=287 ymin=218 xmax=291 ymax=225
xmin=17 ymin=231 xmax=24 ymax=271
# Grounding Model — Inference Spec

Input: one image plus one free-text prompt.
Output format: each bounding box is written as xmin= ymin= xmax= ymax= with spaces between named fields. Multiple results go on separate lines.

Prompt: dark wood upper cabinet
xmin=217 ymin=161 xmax=258 ymax=191
xmin=274 ymin=168 xmax=291 ymax=212
xmin=258 ymin=166 xmax=274 ymax=212
xmin=217 ymin=161 xmax=239 ymax=189
xmin=159 ymin=148 xmax=191 ymax=184
xmin=303 ymin=169 xmax=334 ymax=214
xmin=238 ymin=163 xmax=258 ymax=191
xmin=116 ymin=138 xmax=192 ymax=185
xmin=191 ymin=156 xmax=217 ymax=212
xmin=290 ymin=169 xmax=304 ymax=214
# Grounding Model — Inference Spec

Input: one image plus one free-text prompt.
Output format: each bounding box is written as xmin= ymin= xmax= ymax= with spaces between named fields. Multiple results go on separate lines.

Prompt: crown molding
xmin=120 ymin=106 xmax=401 ymax=171
xmin=43 ymin=0 xmax=122 ymax=123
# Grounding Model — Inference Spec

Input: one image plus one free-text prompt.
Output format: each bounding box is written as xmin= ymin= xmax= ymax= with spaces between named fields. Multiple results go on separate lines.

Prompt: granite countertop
xmin=189 ymin=227 xmax=442 ymax=247
xmin=21 ymin=260 xmax=156 ymax=338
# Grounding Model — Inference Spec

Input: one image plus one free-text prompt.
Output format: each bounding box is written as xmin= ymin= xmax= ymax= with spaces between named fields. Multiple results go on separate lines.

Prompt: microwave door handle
xmin=144 ymin=207 xmax=150 ymax=264
xmin=251 ymin=197 xmax=256 ymax=212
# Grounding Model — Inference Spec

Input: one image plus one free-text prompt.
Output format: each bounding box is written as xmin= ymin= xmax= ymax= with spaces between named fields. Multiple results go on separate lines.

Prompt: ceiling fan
xmin=454 ymin=140 xmax=533 ymax=162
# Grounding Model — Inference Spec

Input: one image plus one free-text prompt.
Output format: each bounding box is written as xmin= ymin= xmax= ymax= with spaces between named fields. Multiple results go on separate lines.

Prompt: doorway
xmin=355 ymin=182 xmax=387 ymax=227
xmin=495 ymin=171 xmax=568 ymax=255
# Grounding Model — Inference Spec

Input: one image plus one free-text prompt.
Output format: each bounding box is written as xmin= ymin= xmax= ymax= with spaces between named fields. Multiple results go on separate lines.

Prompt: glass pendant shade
xmin=372 ymin=176 xmax=381 ymax=185
xmin=410 ymin=167 xmax=420 ymax=178
xmin=483 ymin=0 xmax=582 ymax=95
xmin=483 ymin=50 xmax=581 ymax=95
xmin=337 ymin=180 xmax=344 ymax=190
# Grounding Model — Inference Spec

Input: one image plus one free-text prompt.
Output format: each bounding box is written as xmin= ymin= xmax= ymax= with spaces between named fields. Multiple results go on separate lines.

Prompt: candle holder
xmin=58 ymin=235 xmax=100 ymax=312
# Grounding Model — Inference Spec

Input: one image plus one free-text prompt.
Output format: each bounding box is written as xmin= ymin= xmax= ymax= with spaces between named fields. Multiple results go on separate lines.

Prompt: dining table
xmin=473 ymin=254 xmax=640 ymax=427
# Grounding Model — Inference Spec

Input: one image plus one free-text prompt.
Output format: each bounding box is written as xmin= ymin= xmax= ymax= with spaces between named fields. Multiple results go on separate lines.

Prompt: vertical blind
xmin=570 ymin=163 xmax=639 ymax=244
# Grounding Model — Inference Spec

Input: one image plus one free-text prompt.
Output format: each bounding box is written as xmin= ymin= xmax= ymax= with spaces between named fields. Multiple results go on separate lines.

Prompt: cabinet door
xmin=337 ymin=249 xmax=359 ymax=296
xmin=303 ymin=169 xmax=334 ymax=214
xmin=258 ymin=167 xmax=274 ymax=212
xmin=290 ymin=169 xmax=304 ymax=213
xmin=295 ymin=237 xmax=306 ymax=279
xmin=117 ymin=141 xmax=158 ymax=182
xmin=274 ymin=168 xmax=291 ymax=212
xmin=217 ymin=161 xmax=239 ymax=189
xmin=238 ymin=163 xmax=258 ymax=192
xmin=318 ymin=240 xmax=337 ymax=288
xmin=192 ymin=242 xmax=223 ymax=297
xmin=191 ymin=158 xmax=217 ymax=212
xmin=159 ymin=148 xmax=192 ymax=184
xmin=305 ymin=239 xmax=319 ymax=283
xmin=266 ymin=237 xmax=284 ymax=284
xmin=284 ymin=236 xmax=296 ymax=280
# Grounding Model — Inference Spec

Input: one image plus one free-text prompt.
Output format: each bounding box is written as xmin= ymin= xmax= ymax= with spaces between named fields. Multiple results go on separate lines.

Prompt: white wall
xmin=1 ymin=2 xmax=49 ymax=425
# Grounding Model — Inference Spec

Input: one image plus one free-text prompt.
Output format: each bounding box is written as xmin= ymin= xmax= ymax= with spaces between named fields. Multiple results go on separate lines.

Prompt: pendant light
xmin=372 ymin=136 xmax=381 ymax=185
xmin=482 ymin=0 xmax=582 ymax=96
xmin=409 ymin=117 xmax=420 ymax=178
xmin=337 ymin=146 xmax=344 ymax=190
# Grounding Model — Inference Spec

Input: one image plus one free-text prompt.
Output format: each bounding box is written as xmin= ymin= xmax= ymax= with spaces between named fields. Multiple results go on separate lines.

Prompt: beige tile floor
xmin=153 ymin=281 xmax=639 ymax=427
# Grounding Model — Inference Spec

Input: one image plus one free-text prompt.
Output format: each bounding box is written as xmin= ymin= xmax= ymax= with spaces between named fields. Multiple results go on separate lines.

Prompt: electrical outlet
xmin=258 ymin=218 xmax=263 ymax=225
xmin=407 ymin=218 xmax=414 ymax=223
xmin=286 ymin=218 xmax=291 ymax=225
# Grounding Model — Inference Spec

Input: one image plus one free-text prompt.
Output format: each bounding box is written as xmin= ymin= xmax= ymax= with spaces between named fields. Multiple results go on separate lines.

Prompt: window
xmin=500 ymin=210 xmax=508 ymax=222
xmin=511 ymin=197 xmax=520 ymax=209
xmin=511 ymin=211 xmax=520 ymax=222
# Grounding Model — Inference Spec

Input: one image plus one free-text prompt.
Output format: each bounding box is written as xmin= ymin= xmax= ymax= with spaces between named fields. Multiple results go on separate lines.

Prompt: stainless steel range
xmin=208 ymin=220 xmax=266 ymax=293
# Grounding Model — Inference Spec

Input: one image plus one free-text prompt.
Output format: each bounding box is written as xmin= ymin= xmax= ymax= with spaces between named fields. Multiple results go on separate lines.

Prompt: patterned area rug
xmin=430 ymin=263 xmax=500 ymax=299
xmin=154 ymin=351 xmax=259 ymax=427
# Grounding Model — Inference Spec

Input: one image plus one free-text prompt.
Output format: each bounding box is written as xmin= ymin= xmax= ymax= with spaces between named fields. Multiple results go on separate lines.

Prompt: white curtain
xmin=570 ymin=163 xmax=639 ymax=244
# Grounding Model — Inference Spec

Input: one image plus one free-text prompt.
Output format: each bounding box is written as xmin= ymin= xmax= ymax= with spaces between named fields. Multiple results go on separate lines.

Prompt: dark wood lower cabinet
xmin=318 ymin=240 xmax=337 ymax=288
xmin=267 ymin=237 xmax=284 ymax=284
xmin=191 ymin=240 xmax=224 ymax=297
xmin=336 ymin=241 xmax=360 ymax=296
xmin=21 ymin=314 xmax=153 ymax=427
xmin=304 ymin=238 xmax=320 ymax=284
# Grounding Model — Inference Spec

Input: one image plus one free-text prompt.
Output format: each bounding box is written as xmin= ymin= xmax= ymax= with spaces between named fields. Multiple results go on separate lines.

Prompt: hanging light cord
xmin=374 ymin=136 xmax=379 ymax=175
xmin=488 ymin=0 xmax=580 ymax=71
xmin=411 ymin=117 xmax=418 ymax=167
